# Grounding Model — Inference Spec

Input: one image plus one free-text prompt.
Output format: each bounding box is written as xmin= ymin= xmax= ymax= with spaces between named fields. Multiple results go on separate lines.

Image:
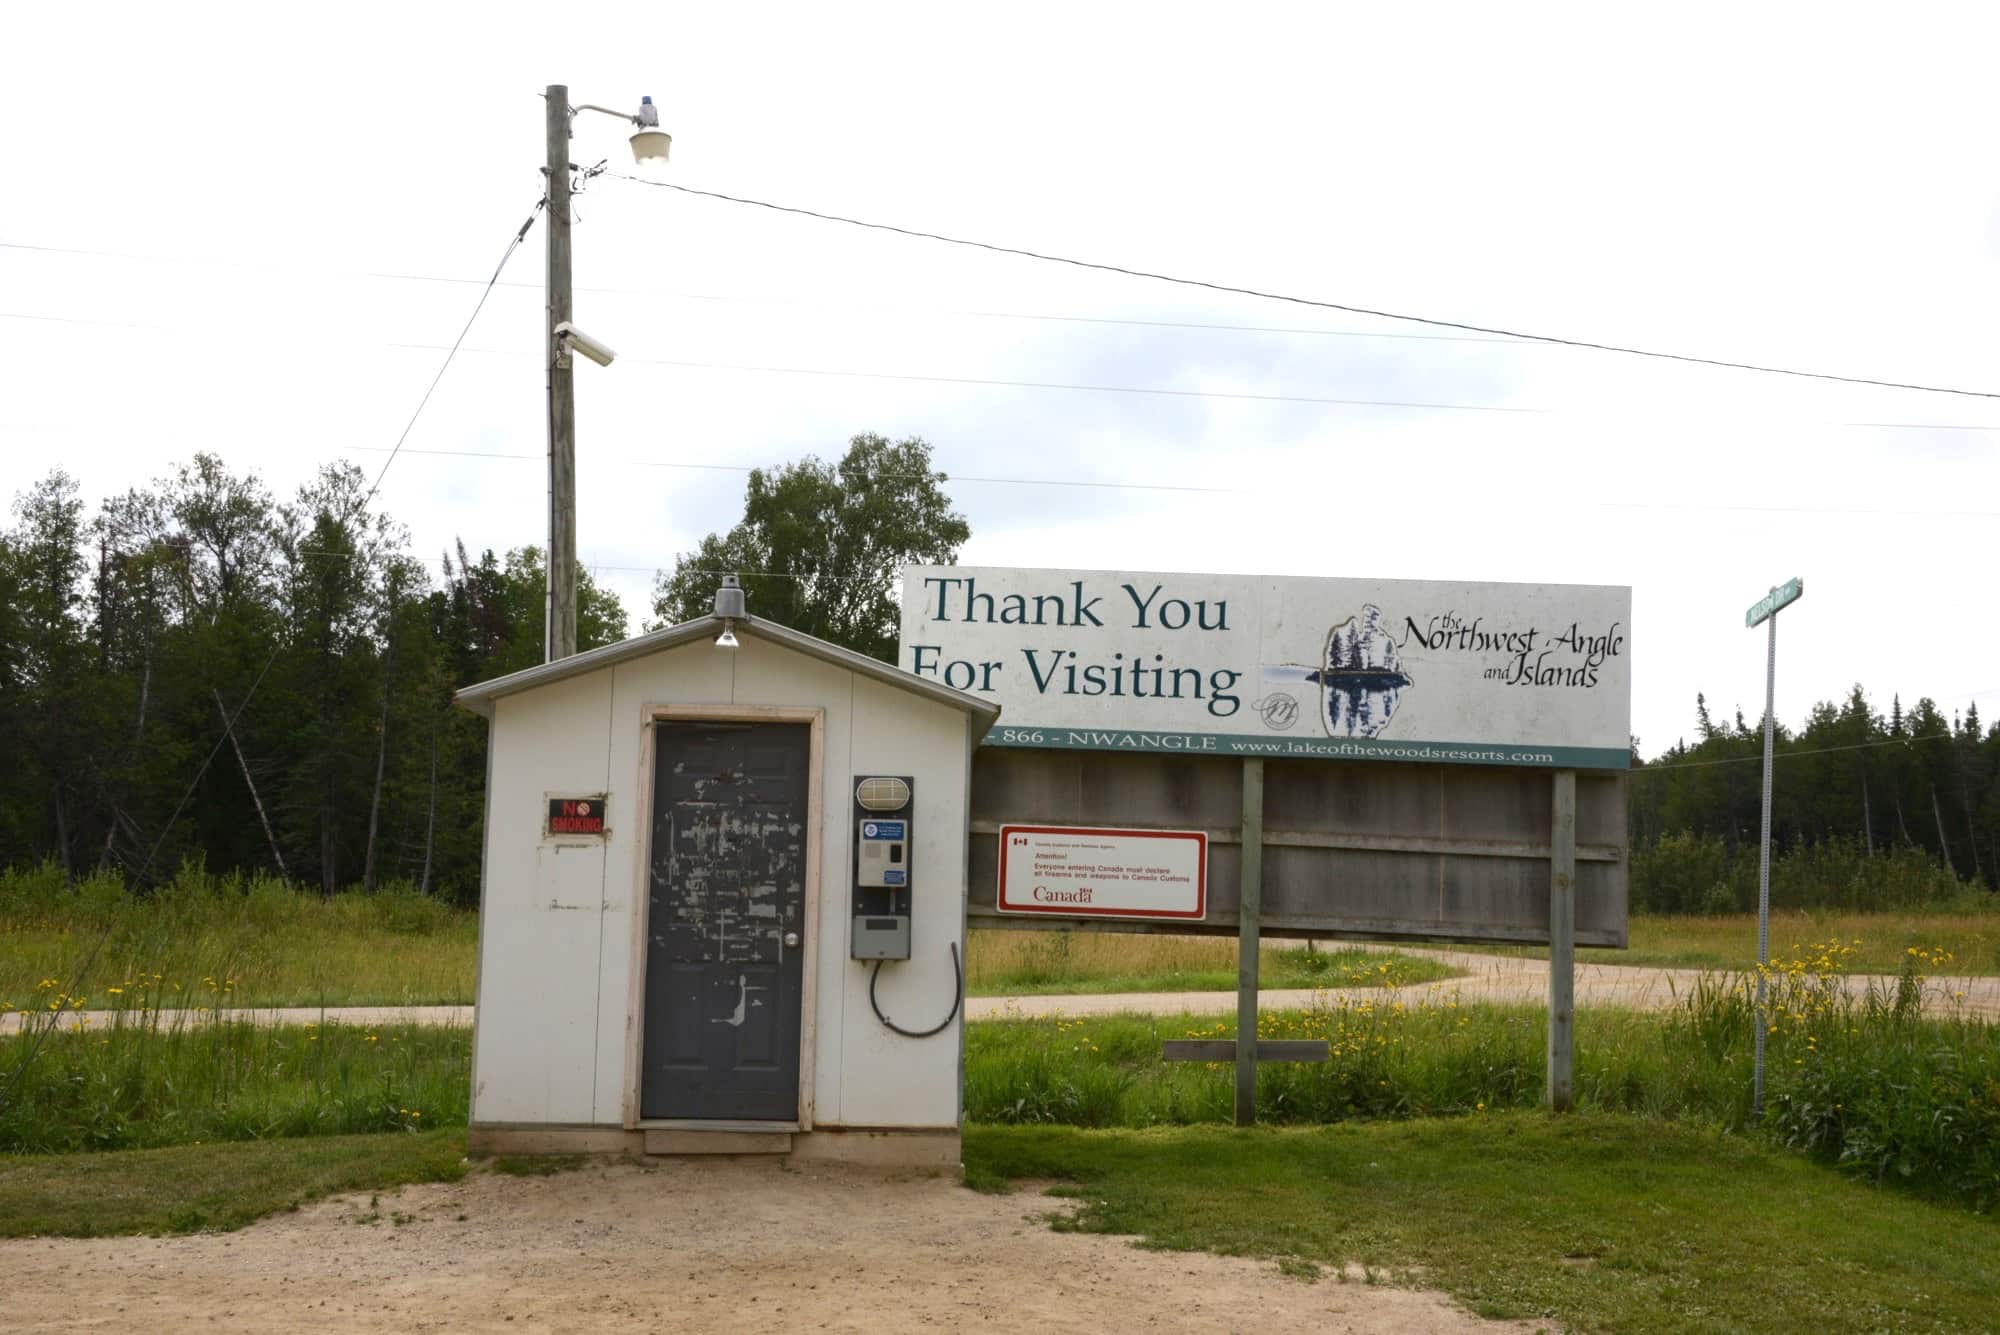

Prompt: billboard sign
xmin=996 ymin=825 xmax=1208 ymax=920
xmin=903 ymin=565 xmax=1631 ymax=770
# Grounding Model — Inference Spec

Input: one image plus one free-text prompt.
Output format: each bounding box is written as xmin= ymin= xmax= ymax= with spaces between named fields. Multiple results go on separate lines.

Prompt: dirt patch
xmin=0 ymin=1157 xmax=1539 ymax=1333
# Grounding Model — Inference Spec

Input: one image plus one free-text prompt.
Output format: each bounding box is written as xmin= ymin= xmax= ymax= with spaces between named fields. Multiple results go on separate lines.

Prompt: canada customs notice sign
xmin=997 ymin=826 xmax=1208 ymax=920
xmin=901 ymin=565 xmax=1631 ymax=769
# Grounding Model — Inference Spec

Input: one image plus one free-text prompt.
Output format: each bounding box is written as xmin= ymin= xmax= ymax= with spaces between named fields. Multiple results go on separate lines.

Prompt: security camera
xmin=553 ymin=321 xmax=617 ymax=368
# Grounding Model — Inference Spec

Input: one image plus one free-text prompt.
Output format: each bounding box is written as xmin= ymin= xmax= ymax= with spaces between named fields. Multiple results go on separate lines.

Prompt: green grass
xmin=490 ymin=1154 xmax=588 ymax=1177
xmin=0 ymin=864 xmax=477 ymax=1010
xmin=967 ymin=966 xmax=2000 ymax=1212
xmin=0 ymin=1129 xmax=468 ymax=1237
xmin=1454 ymin=909 xmax=2000 ymax=975
xmin=0 ymin=1018 xmax=471 ymax=1154
xmin=965 ymin=929 xmax=1454 ymax=995
xmin=967 ymin=1115 xmax=2000 ymax=1334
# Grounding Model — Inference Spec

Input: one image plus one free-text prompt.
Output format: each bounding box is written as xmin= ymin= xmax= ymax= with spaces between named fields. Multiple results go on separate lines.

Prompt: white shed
xmin=454 ymin=586 xmax=998 ymax=1167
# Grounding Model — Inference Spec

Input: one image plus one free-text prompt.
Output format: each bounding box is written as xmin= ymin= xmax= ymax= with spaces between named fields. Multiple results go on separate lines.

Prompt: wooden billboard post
xmin=1164 ymin=756 xmax=1330 ymax=1118
xmin=1547 ymin=768 xmax=1577 ymax=1112
xmin=1235 ymin=757 xmax=1265 ymax=1126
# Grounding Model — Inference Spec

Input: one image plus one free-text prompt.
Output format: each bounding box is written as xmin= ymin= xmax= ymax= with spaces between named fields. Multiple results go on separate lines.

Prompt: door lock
xmin=782 ymin=930 xmax=801 ymax=948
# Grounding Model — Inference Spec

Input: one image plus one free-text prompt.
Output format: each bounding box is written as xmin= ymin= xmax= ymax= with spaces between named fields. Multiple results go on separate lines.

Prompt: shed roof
xmin=453 ymin=612 xmax=1001 ymax=736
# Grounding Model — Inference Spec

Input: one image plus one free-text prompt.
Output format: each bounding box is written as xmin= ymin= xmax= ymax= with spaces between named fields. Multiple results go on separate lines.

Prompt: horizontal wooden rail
xmin=968 ymin=820 xmax=1620 ymax=863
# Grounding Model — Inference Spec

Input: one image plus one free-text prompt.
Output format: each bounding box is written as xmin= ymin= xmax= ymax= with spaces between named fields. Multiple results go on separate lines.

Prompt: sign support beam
xmin=1753 ymin=607 xmax=1778 ymax=1116
xmin=1744 ymin=576 xmax=1800 ymax=1118
xmin=1235 ymin=757 xmax=1265 ymax=1127
xmin=1546 ymin=768 xmax=1577 ymax=1111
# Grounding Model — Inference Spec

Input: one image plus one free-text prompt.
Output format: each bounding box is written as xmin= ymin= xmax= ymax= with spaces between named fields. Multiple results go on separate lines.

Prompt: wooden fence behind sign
xmin=966 ymin=749 xmax=1626 ymax=947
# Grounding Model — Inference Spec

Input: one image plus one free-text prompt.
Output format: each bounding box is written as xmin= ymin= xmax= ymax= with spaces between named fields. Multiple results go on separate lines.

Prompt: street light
xmin=542 ymin=84 xmax=670 ymax=664
xmin=713 ymin=575 xmax=745 ymax=649
xmin=574 ymin=94 xmax=673 ymax=165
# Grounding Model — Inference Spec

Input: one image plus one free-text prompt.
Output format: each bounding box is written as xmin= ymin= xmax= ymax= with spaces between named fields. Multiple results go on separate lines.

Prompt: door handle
xmin=782 ymin=930 xmax=801 ymax=949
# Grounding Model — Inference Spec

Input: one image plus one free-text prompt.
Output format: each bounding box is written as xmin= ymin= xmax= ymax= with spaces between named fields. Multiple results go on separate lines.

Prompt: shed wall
xmin=471 ymin=634 xmax=970 ymax=1133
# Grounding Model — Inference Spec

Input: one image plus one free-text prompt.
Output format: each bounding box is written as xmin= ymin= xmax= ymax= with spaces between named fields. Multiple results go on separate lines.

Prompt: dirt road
xmin=0 ymin=1158 xmax=1536 ymax=1334
xmin=9 ymin=948 xmax=1993 ymax=1035
xmin=969 ymin=945 xmax=2000 ymax=1021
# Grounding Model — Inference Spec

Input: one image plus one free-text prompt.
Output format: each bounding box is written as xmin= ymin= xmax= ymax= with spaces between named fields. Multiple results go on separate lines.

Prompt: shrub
xmin=962 ymin=956 xmax=2000 ymax=1211
xmin=1632 ymin=835 xmax=1975 ymax=916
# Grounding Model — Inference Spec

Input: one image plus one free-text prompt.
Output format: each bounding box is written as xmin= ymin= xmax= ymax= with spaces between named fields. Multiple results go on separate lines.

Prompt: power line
xmin=1633 ymin=731 xmax=1958 ymax=774
xmin=0 ymin=310 xmax=159 ymax=331
xmin=0 ymin=238 xmax=1573 ymax=347
xmin=338 ymin=444 xmax=1238 ymax=494
xmin=14 ymin=223 xmax=2000 ymax=407
xmin=615 ymin=354 xmax=1537 ymax=416
xmin=605 ymin=171 xmax=2000 ymax=403
xmin=14 ymin=313 xmax=2000 ymax=434
xmin=1601 ymin=499 xmax=2000 ymax=520
xmin=334 ymin=444 xmax=2000 ymax=519
xmin=363 ymin=205 xmax=541 ymax=506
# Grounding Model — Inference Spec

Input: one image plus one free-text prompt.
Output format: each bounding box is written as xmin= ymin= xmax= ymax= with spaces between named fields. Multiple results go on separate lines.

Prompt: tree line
xmin=2 ymin=441 xmax=1990 ymax=904
xmin=0 ymin=436 xmax=965 ymax=903
xmin=1630 ymin=688 xmax=1997 ymax=892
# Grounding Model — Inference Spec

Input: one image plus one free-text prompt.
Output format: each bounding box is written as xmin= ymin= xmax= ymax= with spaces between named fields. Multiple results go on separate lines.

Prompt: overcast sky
xmin=4 ymin=2 xmax=1997 ymax=756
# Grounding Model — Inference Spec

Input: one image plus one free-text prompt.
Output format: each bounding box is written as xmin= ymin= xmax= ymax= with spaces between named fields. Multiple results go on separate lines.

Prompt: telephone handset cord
xmin=868 ymin=942 xmax=963 ymax=1038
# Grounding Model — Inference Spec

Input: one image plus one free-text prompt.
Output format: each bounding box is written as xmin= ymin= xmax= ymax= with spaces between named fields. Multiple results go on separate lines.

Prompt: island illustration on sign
xmin=1262 ymin=605 xmax=1414 ymax=739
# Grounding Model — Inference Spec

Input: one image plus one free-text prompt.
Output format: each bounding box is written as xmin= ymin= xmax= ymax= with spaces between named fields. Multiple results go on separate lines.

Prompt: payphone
xmin=850 ymin=775 xmax=913 ymax=960
xmin=850 ymin=774 xmax=963 ymax=1039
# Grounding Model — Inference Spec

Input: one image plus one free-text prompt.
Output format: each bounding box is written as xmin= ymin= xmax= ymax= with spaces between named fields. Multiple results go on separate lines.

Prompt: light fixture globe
xmin=712 ymin=574 xmax=744 ymax=647
xmin=629 ymin=128 xmax=672 ymax=164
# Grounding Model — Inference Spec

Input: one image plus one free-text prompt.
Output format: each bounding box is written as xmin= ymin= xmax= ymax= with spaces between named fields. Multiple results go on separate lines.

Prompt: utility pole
xmin=545 ymin=83 xmax=577 ymax=662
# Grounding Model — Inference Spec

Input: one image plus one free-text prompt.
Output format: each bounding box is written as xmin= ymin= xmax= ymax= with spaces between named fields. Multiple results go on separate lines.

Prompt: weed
xmin=960 ymin=1162 xmax=1010 ymax=1194
xmin=489 ymin=1154 xmax=587 ymax=1177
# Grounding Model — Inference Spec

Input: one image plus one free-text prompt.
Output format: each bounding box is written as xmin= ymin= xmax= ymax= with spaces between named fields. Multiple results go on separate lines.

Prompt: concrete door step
xmin=644 ymin=1129 xmax=794 ymax=1155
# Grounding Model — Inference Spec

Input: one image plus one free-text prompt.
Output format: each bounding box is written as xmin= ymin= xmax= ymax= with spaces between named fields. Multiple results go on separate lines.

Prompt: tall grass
xmin=0 ymin=862 xmax=476 ymax=1010
xmin=1469 ymin=909 xmax=2000 ymax=974
xmin=966 ymin=954 xmax=2000 ymax=1211
xmin=0 ymin=1016 xmax=470 ymax=1155
xmin=1634 ymin=833 xmax=1980 ymax=915
xmin=964 ymin=929 xmax=1452 ymax=996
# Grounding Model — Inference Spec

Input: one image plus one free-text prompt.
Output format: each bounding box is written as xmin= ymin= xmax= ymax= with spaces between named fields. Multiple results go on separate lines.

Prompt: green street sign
xmin=1745 ymin=577 xmax=1803 ymax=628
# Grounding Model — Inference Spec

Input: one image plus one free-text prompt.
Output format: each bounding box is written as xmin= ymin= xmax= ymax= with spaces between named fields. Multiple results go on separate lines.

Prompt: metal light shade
xmin=714 ymin=622 xmax=739 ymax=649
xmin=629 ymin=128 xmax=672 ymax=164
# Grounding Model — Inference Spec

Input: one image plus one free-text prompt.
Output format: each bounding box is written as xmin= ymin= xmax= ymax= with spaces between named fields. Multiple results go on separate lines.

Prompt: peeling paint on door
xmin=641 ymin=723 xmax=810 ymax=1121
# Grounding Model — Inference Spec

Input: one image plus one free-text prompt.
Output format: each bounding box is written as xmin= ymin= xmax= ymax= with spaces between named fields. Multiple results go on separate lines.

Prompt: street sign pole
xmin=1752 ymin=608 xmax=1776 ymax=1117
xmin=1745 ymin=577 xmax=1802 ymax=1118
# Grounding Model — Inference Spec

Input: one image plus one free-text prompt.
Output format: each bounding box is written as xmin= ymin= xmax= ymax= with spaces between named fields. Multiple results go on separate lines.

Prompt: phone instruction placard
xmin=996 ymin=825 xmax=1207 ymax=920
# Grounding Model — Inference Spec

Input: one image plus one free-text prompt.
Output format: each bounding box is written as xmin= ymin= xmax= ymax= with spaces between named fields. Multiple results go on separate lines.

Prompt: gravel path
xmin=969 ymin=946 xmax=2000 ymax=1021
xmin=0 ymin=1158 xmax=1536 ymax=1334
xmin=6 ymin=950 xmax=1996 ymax=1035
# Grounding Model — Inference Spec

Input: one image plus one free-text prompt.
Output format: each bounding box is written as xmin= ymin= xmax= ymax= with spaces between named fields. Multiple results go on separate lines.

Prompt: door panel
xmin=641 ymin=721 xmax=810 ymax=1121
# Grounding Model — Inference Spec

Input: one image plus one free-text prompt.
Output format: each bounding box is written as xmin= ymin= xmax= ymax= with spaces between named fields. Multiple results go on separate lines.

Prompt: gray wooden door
xmin=641 ymin=721 xmax=810 ymax=1121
